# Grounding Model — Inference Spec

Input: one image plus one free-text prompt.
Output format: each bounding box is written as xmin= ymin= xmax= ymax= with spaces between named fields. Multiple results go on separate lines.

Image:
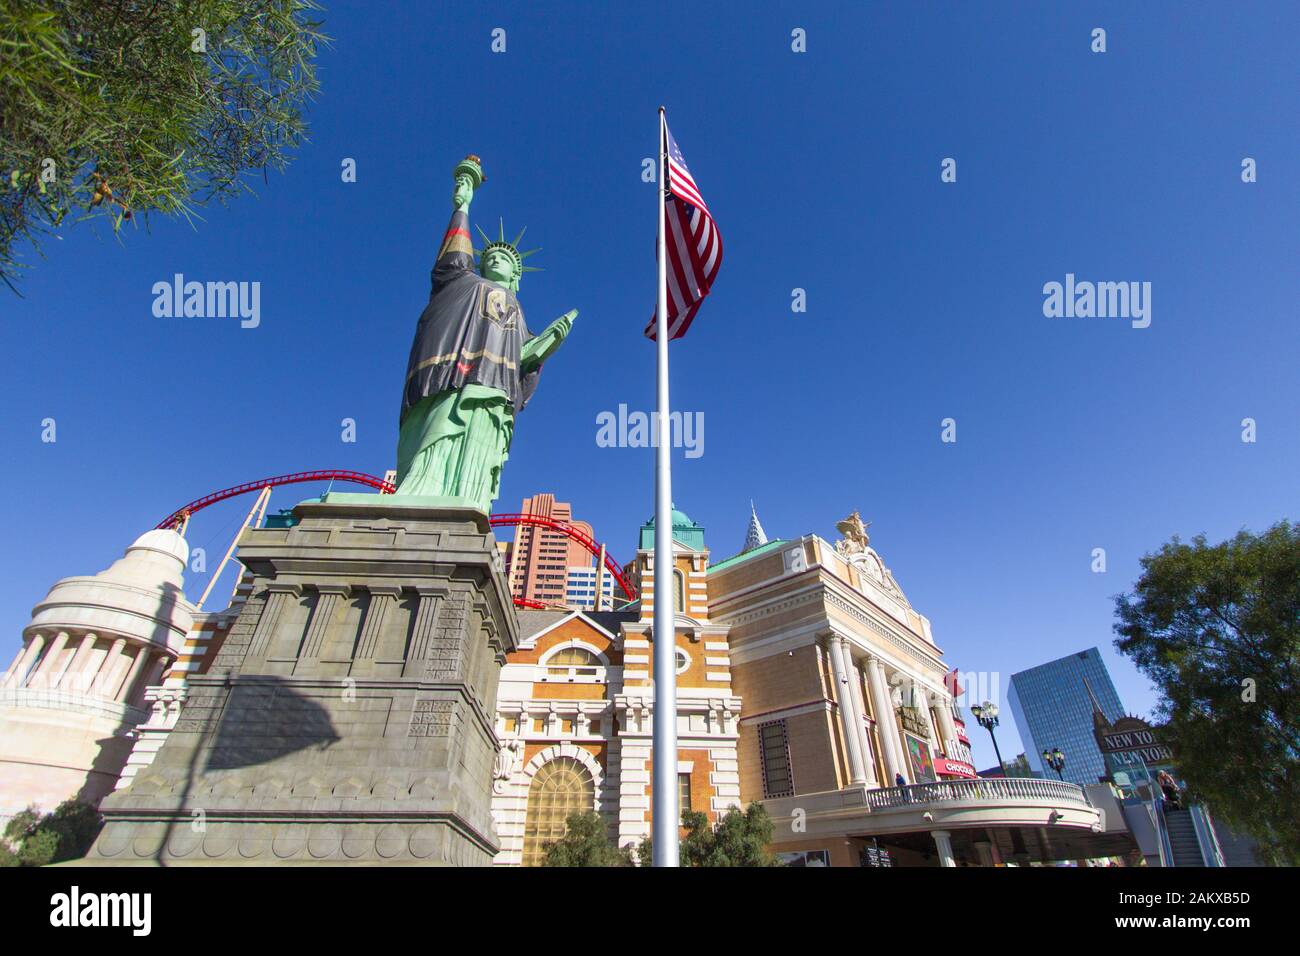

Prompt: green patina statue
xmin=395 ymin=156 xmax=577 ymax=511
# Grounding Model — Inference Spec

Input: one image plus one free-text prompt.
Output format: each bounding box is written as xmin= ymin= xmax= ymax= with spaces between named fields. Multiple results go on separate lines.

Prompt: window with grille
xmin=678 ymin=773 xmax=693 ymax=812
xmin=522 ymin=757 xmax=595 ymax=866
xmin=759 ymin=720 xmax=794 ymax=798
xmin=544 ymin=646 xmax=602 ymax=680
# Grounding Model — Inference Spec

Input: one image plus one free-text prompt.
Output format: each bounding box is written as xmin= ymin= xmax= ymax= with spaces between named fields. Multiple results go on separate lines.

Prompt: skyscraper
xmin=563 ymin=564 xmax=612 ymax=610
xmin=1007 ymin=647 xmax=1125 ymax=786
xmin=507 ymin=494 xmax=595 ymax=607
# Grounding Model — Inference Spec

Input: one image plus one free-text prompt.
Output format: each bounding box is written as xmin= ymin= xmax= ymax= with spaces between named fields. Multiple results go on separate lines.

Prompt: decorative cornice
xmin=821 ymin=587 xmax=945 ymax=672
xmin=0 ymin=687 xmax=148 ymax=726
xmin=717 ymin=574 xmax=944 ymax=676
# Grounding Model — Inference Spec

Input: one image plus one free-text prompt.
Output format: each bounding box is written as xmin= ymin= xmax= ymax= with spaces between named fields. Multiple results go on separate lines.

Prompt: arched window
xmin=673 ymin=569 xmax=685 ymax=613
xmin=544 ymin=645 xmax=601 ymax=679
xmin=522 ymin=757 xmax=595 ymax=866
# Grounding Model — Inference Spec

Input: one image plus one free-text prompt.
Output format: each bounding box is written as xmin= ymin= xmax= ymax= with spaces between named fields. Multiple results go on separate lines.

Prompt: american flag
xmin=645 ymin=119 xmax=723 ymax=340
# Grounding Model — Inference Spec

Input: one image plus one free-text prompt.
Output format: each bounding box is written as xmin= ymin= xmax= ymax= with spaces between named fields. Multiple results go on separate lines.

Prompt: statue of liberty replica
xmin=87 ymin=156 xmax=570 ymax=866
xmin=395 ymin=155 xmax=577 ymax=512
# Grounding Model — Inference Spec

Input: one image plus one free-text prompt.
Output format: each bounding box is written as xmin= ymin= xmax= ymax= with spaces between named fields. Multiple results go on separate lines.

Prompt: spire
xmin=1082 ymin=677 xmax=1109 ymax=730
xmin=743 ymin=500 xmax=768 ymax=552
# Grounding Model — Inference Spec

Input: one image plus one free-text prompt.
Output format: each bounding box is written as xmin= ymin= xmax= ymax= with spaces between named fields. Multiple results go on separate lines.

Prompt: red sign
xmin=934 ymin=757 xmax=977 ymax=779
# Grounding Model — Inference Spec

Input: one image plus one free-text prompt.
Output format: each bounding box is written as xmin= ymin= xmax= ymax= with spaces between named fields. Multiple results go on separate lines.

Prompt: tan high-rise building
xmin=508 ymin=494 xmax=594 ymax=606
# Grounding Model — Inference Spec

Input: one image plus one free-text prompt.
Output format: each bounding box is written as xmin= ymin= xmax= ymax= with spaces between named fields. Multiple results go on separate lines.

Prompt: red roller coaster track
xmin=156 ymin=470 xmax=637 ymax=605
xmin=489 ymin=512 xmax=637 ymax=603
xmin=156 ymin=470 xmax=395 ymax=530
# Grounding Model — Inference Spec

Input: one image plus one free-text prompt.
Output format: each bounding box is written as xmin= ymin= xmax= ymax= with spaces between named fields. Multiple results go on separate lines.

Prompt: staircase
xmin=1163 ymin=807 xmax=1204 ymax=866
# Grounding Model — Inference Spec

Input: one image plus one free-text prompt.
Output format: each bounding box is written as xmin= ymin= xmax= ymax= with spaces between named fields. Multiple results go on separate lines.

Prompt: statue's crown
xmin=475 ymin=218 xmax=541 ymax=283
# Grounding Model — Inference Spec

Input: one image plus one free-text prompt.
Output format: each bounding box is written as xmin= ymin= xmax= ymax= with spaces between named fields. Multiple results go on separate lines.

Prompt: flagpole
xmin=651 ymin=105 xmax=679 ymax=867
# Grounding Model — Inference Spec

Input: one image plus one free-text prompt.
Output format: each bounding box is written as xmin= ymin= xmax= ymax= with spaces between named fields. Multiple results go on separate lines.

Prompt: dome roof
xmin=644 ymin=506 xmax=695 ymax=528
xmin=638 ymin=505 xmax=705 ymax=551
xmin=128 ymin=528 xmax=189 ymax=564
xmin=26 ymin=526 xmax=194 ymax=652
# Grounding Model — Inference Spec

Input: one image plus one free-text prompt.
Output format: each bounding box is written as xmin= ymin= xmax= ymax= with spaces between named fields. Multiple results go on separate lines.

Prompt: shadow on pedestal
xmin=85 ymin=501 xmax=518 ymax=865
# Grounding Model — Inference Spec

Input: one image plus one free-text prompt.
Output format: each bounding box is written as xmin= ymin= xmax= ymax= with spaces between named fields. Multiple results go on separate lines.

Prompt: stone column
xmin=404 ymin=587 xmax=442 ymax=674
xmin=932 ymin=830 xmax=956 ymax=867
xmin=114 ymin=645 xmax=151 ymax=702
xmin=354 ymin=586 xmax=402 ymax=663
xmin=145 ymin=653 xmax=171 ymax=687
xmin=91 ymin=638 xmax=127 ymax=697
xmin=842 ymin=642 xmax=878 ymax=786
xmin=826 ymin=636 xmax=867 ymax=785
xmin=934 ymin=695 xmax=958 ymax=754
xmin=247 ymin=584 xmax=301 ymax=659
xmin=919 ymin=693 xmax=943 ymax=750
xmin=884 ymin=667 xmax=912 ymax=779
xmin=32 ymin=631 xmax=70 ymax=688
xmin=866 ymin=655 xmax=904 ymax=783
xmin=5 ymin=633 xmax=46 ymax=689
xmin=973 ymin=840 xmax=995 ymax=867
xmin=297 ymin=585 xmax=348 ymax=663
xmin=130 ymin=654 xmax=171 ymax=707
xmin=0 ymin=645 xmax=26 ymax=685
xmin=56 ymin=632 xmax=99 ymax=692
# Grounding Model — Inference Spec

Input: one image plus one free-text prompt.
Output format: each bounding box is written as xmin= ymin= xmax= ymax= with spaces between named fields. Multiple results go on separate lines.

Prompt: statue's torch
xmin=455 ymin=155 xmax=485 ymax=189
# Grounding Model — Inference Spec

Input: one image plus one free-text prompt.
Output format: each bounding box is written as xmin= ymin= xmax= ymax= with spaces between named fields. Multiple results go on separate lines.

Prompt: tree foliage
xmin=680 ymin=804 xmax=783 ymax=867
xmin=0 ymin=0 xmax=326 ymax=291
xmin=541 ymin=811 xmax=634 ymax=867
xmin=542 ymin=804 xmax=785 ymax=867
xmin=1113 ymin=521 xmax=1300 ymax=865
xmin=637 ymin=804 xmax=785 ymax=867
xmin=1 ymin=800 xmax=103 ymax=866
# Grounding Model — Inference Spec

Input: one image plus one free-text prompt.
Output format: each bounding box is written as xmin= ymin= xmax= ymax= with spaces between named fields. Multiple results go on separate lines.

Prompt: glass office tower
xmin=1007 ymin=647 xmax=1125 ymax=786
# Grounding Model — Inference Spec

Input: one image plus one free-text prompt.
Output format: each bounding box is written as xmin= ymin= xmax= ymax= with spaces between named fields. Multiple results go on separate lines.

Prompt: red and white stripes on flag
xmin=645 ymin=118 xmax=723 ymax=340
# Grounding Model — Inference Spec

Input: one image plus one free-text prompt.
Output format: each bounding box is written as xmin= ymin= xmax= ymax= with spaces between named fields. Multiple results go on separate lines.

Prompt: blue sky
xmin=1 ymin=1 xmax=1295 ymax=773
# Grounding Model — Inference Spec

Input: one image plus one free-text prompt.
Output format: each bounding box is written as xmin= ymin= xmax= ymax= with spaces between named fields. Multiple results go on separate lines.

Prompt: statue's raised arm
xmin=452 ymin=157 xmax=478 ymax=213
xmin=430 ymin=155 xmax=484 ymax=286
xmin=395 ymin=155 xmax=578 ymax=514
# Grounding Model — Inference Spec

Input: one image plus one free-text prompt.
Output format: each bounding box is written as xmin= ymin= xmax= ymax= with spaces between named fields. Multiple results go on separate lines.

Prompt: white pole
xmin=596 ymin=543 xmax=606 ymax=611
xmin=227 ymin=487 xmax=272 ymax=605
xmin=195 ymin=485 xmax=270 ymax=611
xmin=651 ymin=105 xmax=679 ymax=867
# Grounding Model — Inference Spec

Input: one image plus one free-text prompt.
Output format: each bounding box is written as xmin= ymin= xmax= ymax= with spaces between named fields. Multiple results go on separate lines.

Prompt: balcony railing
xmin=866 ymin=777 xmax=1091 ymax=811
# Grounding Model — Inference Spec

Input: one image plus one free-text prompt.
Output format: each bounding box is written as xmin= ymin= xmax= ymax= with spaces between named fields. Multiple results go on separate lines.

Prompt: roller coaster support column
xmin=195 ymin=485 xmax=271 ymax=611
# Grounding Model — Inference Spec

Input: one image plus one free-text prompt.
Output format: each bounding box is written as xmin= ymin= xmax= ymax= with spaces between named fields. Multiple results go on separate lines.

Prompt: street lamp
xmin=1042 ymin=747 xmax=1066 ymax=780
xmin=970 ymin=701 xmax=1008 ymax=777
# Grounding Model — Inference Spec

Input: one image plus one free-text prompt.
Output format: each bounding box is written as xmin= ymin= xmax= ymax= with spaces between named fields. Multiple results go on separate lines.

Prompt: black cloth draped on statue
xmin=400 ymin=208 xmax=540 ymax=424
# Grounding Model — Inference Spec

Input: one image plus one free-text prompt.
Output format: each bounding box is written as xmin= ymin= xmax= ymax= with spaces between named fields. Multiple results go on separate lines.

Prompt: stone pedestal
xmin=86 ymin=501 xmax=517 ymax=865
